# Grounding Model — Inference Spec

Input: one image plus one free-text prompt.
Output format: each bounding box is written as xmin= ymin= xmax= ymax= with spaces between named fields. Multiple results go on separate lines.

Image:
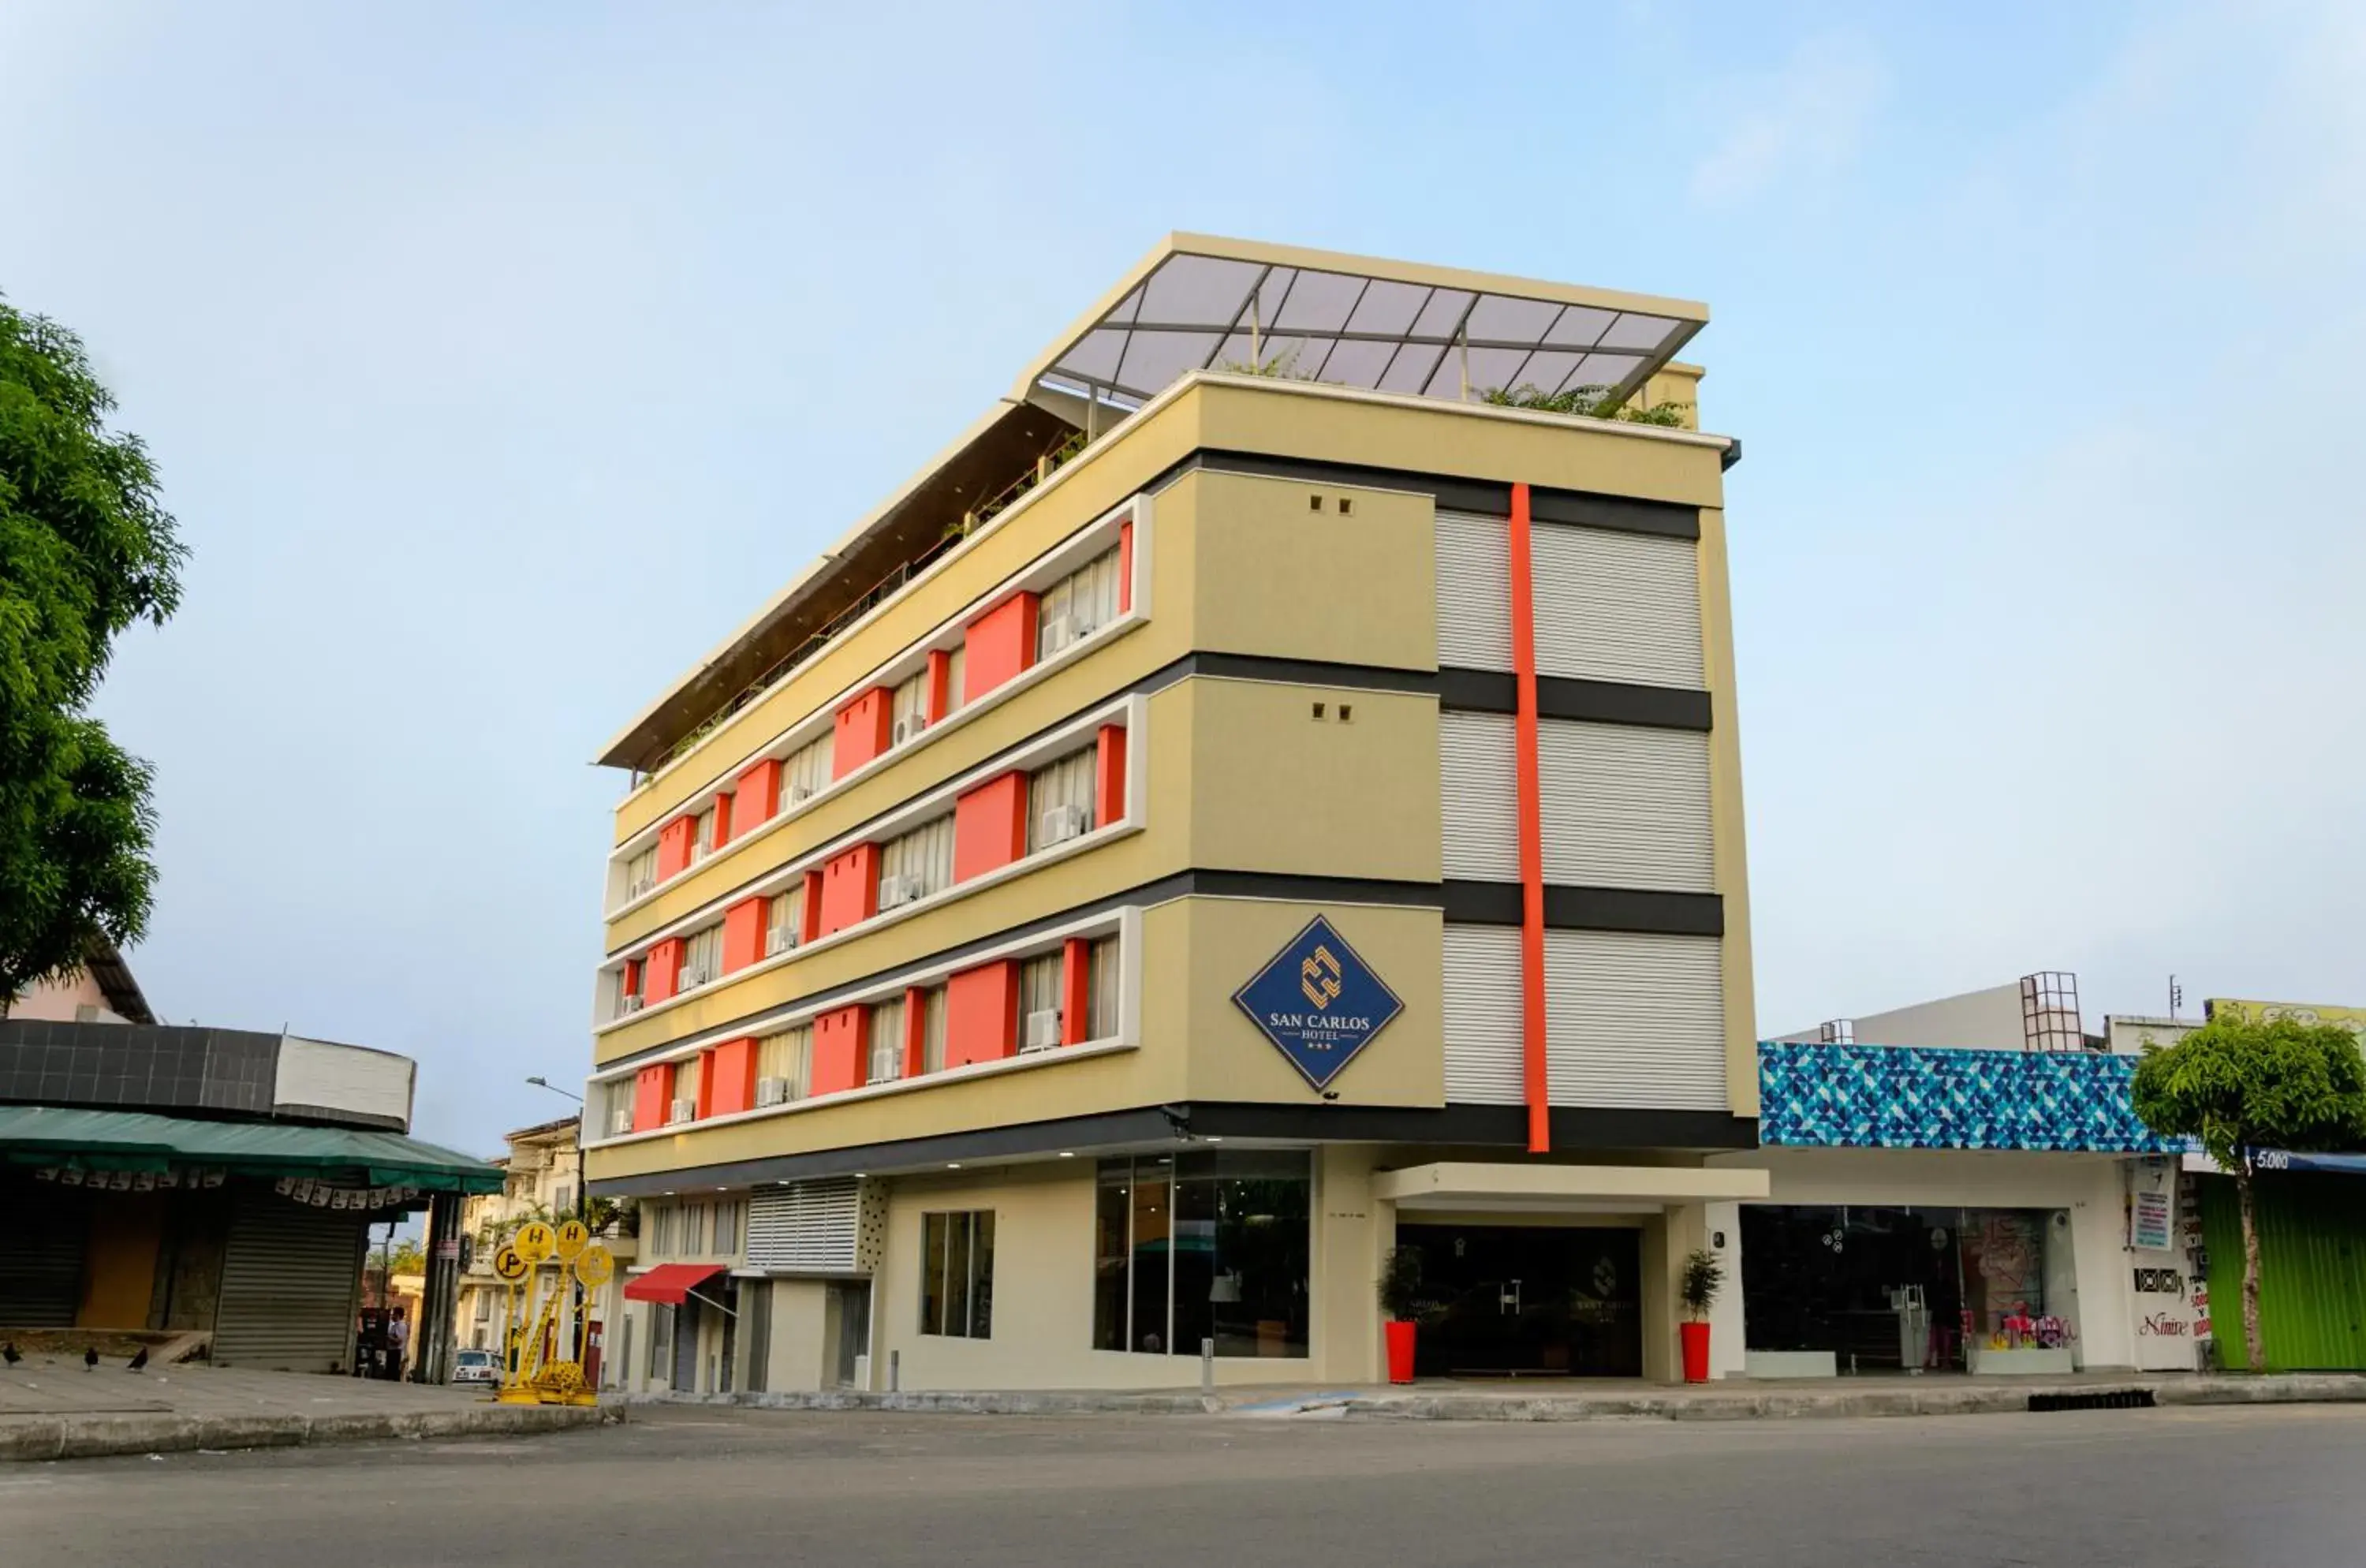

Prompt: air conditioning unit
xmin=606 ymin=1102 xmax=633 ymax=1137
xmin=1040 ymin=614 xmax=1078 ymax=654
xmin=625 ymin=877 xmax=655 ymax=899
xmin=789 ymin=782 xmax=815 ymax=804
xmin=766 ymin=927 xmax=798 ymax=958
xmin=619 ymin=994 xmax=645 ymax=1015
xmin=756 ymin=1076 xmax=790 ymax=1107
xmin=669 ymin=1097 xmax=696 ymax=1125
xmin=878 ymin=874 xmax=921 ymax=909
xmin=1038 ymin=805 xmax=1088 ymax=846
xmin=679 ymin=966 xmax=711 ymax=990
xmin=892 ymin=714 xmax=923 ymax=745
xmin=1022 ymin=1009 xmax=1063 ymax=1052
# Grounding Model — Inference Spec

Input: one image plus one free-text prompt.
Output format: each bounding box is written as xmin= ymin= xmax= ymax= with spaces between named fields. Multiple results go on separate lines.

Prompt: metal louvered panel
xmin=212 ymin=1192 xmax=367 ymax=1372
xmin=1435 ymin=510 xmax=1512 ymax=670
xmin=1529 ymin=525 xmax=1704 ymax=689
xmin=0 ymin=1188 xmax=88 ymax=1327
xmin=1442 ymin=924 xmax=1525 ymax=1104
xmin=1439 ymin=710 xmax=1521 ymax=880
xmin=1543 ymin=930 xmax=1727 ymax=1110
xmin=747 ymin=1178 xmax=863 ymax=1274
xmin=1536 ymin=719 xmax=1715 ymax=892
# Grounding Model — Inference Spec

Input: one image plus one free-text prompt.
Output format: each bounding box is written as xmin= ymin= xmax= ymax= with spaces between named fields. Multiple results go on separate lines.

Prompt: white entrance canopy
xmin=1374 ymin=1162 xmax=1771 ymax=1213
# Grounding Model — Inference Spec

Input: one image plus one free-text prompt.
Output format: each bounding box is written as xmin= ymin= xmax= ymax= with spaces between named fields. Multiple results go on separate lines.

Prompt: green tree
xmin=2131 ymin=1016 xmax=2366 ymax=1372
xmin=0 ymin=300 xmax=186 ymax=1006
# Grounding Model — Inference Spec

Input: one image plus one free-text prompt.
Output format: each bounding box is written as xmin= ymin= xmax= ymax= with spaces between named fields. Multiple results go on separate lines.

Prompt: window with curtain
xmin=942 ymin=644 xmax=966 ymax=717
xmin=647 ymin=1204 xmax=677 ymax=1257
xmin=624 ymin=845 xmax=658 ymax=898
xmin=880 ymin=816 xmax=954 ymax=901
xmin=681 ymin=922 xmax=725 ymax=987
xmin=1036 ymin=547 xmax=1121 ymax=659
xmin=1087 ymin=935 xmax=1121 ymax=1040
xmin=713 ymin=1199 xmax=743 ymax=1255
xmin=766 ymin=885 xmax=804 ymax=956
xmin=670 ymin=1057 xmax=701 ymax=1121
xmin=1018 ymin=953 xmax=1063 ymax=1051
xmin=783 ymin=731 xmax=834 ymax=805
xmin=679 ymin=1202 xmax=710 ymax=1256
xmin=890 ymin=670 xmax=928 ymax=745
xmin=920 ymin=1211 xmax=995 ymax=1338
xmin=868 ymin=995 xmax=906 ymax=1085
xmin=692 ymin=804 xmax=718 ymax=861
xmin=1026 ymin=745 xmax=1099 ymax=851
xmin=757 ymin=1025 xmax=812 ymax=1099
xmin=921 ymin=985 xmax=948 ymax=1074
xmin=1092 ymin=1152 xmax=1309 ymax=1359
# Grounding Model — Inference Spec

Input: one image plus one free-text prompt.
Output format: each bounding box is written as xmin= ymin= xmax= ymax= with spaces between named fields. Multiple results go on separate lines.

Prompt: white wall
xmin=274 ymin=1035 xmax=416 ymax=1126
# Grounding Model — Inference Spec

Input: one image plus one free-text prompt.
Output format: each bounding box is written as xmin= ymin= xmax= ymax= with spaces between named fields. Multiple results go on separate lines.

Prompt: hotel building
xmin=583 ymin=235 xmax=1763 ymax=1391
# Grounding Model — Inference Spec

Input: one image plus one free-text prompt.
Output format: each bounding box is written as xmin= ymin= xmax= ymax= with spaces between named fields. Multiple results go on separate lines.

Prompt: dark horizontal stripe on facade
xmin=585 ymin=1100 xmax=1760 ymax=1196
xmin=1152 ymin=449 xmax=1701 ymax=540
xmin=599 ymin=871 xmax=1712 ymax=1073
xmin=1441 ymin=882 xmax=1725 ymax=937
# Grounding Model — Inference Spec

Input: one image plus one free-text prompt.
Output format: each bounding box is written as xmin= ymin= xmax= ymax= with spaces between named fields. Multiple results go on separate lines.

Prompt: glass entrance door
xmin=1398 ymin=1224 xmax=1643 ymax=1377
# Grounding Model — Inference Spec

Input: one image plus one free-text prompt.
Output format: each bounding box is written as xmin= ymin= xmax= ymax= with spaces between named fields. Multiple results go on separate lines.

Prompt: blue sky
xmin=4 ymin=2 xmax=2360 ymax=1154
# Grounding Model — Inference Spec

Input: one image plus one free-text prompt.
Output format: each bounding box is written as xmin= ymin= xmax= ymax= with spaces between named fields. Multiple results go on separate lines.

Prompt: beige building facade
xmin=584 ymin=236 xmax=1764 ymax=1392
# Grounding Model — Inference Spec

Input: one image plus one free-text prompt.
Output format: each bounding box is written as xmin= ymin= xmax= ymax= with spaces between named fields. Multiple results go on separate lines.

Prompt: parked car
xmin=451 ymin=1347 xmax=502 ymax=1387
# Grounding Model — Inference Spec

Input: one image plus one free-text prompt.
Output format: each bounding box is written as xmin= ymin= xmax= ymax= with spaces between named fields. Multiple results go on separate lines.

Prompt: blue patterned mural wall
xmin=1757 ymin=1043 xmax=2180 ymax=1152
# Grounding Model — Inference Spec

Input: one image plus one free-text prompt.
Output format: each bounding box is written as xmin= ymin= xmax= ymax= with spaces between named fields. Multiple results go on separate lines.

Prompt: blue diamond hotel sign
xmin=1231 ymin=916 xmax=1405 ymax=1092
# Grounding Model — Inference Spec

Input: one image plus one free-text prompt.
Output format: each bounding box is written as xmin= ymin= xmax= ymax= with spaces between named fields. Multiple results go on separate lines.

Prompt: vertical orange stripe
xmin=1507 ymin=481 xmax=1551 ymax=1153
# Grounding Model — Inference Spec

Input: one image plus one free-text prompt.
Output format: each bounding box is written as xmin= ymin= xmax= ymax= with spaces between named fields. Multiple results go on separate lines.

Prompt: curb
xmin=0 ymin=1400 xmax=618 ymax=1463
xmin=633 ymin=1389 xmax=1222 ymax=1417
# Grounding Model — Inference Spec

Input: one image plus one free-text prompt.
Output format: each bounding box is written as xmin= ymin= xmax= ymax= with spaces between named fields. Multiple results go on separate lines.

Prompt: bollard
xmin=889 ymin=1349 xmax=901 ymax=1393
xmin=1201 ymin=1338 xmax=1215 ymax=1394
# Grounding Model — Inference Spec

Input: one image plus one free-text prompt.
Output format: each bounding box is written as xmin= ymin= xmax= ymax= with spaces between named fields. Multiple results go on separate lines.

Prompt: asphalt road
xmin=8 ymin=1402 xmax=2364 ymax=1566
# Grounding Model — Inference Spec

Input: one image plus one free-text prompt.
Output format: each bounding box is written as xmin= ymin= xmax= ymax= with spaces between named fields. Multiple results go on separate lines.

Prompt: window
xmin=647 ymin=1204 xmax=678 ymax=1257
xmin=868 ymin=995 xmax=906 ymax=1085
xmin=783 ymin=731 xmax=834 ymax=808
xmin=1037 ymin=546 xmax=1121 ymax=660
xmin=670 ymin=1057 xmax=701 ymax=1122
xmin=624 ymin=845 xmax=658 ymax=898
xmin=765 ymin=885 xmax=804 ymax=957
xmin=713 ymin=1199 xmax=743 ymax=1255
xmin=681 ymin=922 xmax=725 ymax=988
xmin=879 ymin=815 xmax=954 ymax=904
xmin=648 ymin=1302 xmax=674 ymax=1378
xmin=1018 ymin=953 xmax=1063 ymax=1053
xmin=691 ymin=804 xmax=718 ymax=861
xmin=920 ymin=984 xmax=948 ymax=1074
xmin=1086 ymin=935 xmax=1121 ymax=1041
xmin=1026 ymin=746 xmax=1098 ymax=851
xmin=553 ymin=1185 xmax=573 ymax=1215
xmin=942 ymin=645 xmax=966 ymax=718
xmin=890 ymin=670 xmax=928 ymax=746
xmin=1093 ymin=1152 xmax=1309 ymax=1358
xmin=920 ymin=1211 xmax=995 ymax=1338
xmin=758 ymin=1024 xmax=812 ymax=1100
xmin=473 ymin=1291 xmax=491 ymax=1323
xmin=680 ymin=1201 xmax=710 ymax=1256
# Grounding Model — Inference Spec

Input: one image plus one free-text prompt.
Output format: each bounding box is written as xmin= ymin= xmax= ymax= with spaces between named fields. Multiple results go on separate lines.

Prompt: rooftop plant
xmin=1481 ymin=382 xmax=1691 ymax=427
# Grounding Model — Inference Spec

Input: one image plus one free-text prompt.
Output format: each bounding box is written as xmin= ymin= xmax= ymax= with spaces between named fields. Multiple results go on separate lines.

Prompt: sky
xmin=4 ymin=2 xmax=2361 ymax=1156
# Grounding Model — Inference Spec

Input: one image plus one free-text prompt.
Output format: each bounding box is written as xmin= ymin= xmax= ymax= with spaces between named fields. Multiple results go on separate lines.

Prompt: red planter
xmin=1385 ymin=1319 xmax=1417 ymax=1384
xmin=1680 ymin=1320 xmax=1711 ymax=1383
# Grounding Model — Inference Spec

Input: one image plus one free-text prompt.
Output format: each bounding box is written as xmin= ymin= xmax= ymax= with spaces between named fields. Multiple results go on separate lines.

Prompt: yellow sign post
xmin=491 ymin=1230 xmax=610 ymax=1408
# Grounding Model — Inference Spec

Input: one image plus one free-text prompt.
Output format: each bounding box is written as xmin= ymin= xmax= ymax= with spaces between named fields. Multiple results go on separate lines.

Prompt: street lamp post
xmin=524 ymin=1074 xmax=592 ymax=1376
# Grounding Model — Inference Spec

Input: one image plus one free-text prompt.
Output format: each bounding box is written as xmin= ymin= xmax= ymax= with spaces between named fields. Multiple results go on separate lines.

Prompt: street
xmin=6 ymin=1402 xmax=2363 ymax=1566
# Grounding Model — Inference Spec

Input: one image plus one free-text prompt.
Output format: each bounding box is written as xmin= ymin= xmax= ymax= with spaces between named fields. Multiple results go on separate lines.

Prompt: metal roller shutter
xmin=1439 ymin=710 xmax=1520 ymax=881
xmin=1435 ymin=510 xmax=1512 ymax=670
xmin=1536 ymin=719 xmax=1715 ymax=891
xmin=1543 ymin=930 xmax=1726 ymax=1109
xmin=0 ymin=1189 xmax=89 ymax=1327
xmin=1442 ymin=924 xmax=1524 ymax=1104
xmin=747 ymin=1178 xmax=862 ymax=1274
xmin=212 ymin=1191 xmax=367 ymax=1372
xmin=1529 ymin=525 xmax=1704 ymax=689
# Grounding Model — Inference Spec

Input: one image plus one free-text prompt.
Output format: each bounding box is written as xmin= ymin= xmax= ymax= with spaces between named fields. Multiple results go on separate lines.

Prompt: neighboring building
xmin=583 ymin=234 xmax=1762 ymax=1391
xmin=0 ymin=1019 xmax=498 ymax=1371
xmin=453 ymin=1115 xmax=636 ymax=1377
xmin=4 ymin=937 xmax=156 ymax=1025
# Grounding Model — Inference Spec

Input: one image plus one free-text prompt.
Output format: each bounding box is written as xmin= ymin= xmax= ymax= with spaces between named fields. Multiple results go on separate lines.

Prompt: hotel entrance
xmin=1398 ymin=1223 xmax=1643 ymax=1378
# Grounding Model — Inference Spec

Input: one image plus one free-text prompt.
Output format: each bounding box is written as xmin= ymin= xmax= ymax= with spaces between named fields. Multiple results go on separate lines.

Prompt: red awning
xmin=622 ymin=1263 xmax=726 ymax=1305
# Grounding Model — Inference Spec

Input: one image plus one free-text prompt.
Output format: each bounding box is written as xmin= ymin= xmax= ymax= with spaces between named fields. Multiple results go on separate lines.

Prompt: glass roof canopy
xmin=1020 ymin=234 xmax=1708 ymax=415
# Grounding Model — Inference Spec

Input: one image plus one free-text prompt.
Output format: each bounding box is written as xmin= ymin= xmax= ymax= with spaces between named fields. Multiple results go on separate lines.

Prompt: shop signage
xmin=1232 ymin=916 xmax=1403 ymax=1092
xmin=2131 ymin=1185 xmax=2174 ymax=1251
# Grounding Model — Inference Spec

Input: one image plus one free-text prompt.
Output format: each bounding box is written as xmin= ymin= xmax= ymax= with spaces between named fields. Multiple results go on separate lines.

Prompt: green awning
xmin=0 ymin=1104 xmax=502 ymax=1193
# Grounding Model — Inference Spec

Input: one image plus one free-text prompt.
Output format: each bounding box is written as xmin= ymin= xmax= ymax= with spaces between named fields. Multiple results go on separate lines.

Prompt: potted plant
xmin=1378 ymin=1245 xmax=1426 ymax=1385
xmin=1679 ymin=1248 xmax=1723 ymax=1383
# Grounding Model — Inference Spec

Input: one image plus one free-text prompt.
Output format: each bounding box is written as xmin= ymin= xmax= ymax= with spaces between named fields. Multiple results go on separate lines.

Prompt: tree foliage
xmin=0 ymin=300 xmax=185 ymax=1002
xmin=1481 ymin=382 xmax=1692 ymax=426
xmin=2130 ymin=1015 xmax=2366 ymax=1169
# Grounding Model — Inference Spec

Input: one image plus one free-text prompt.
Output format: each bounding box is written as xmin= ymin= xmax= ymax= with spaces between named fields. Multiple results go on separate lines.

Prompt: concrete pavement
xmin=9 ymin=1401 xmax=2366 ymax=1566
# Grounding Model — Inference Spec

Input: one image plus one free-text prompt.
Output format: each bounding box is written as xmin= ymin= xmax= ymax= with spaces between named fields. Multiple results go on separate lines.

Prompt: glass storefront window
xmin=1092 ymin=1152 xmax=1310 ymax=1358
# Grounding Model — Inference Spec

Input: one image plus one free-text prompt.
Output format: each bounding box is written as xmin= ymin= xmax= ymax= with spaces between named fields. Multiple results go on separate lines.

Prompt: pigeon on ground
xmin=84 ymin=1346 xmax=99 ymax=1370
xmin=2 ymin=1343 xmax=20 ymax=1366
xmin=127 ymin=1347 xmax=149 ymax=1372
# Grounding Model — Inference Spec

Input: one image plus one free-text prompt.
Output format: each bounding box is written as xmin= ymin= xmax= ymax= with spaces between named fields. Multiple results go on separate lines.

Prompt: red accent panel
xmin=1061 ymin=938 xmax=1092 ymax=1046
xmin=946 ymin=960 xmax=1019 ymax=1068
xmin=962 ymin=592 xmax=1039 ymax=703
xmin=622 ymin=958 xmax=643 ymax=998
xmin=710 ymin=795 xmax=734 ymax=850
xmin=800 ymin=869 xmax=824 ymax=946
xmin=818 ymin=843 xmax=880 ymax=935
xmin=953 ymin=771 xmax=1030 ymax=883
xmin=902 ymin=986 xmax=930 ymax=1077
xmin=644 ymin=938 xmax=685 ymax=1005
xmin=721 ymin=897 xmax=767 ymax=973
xmin=926 ymin=649 xmax=953 ymax=724
xmin=632 ymin=1066 xmax=669 ymax=1133
xmin=832 ymin=689 xmax=894 ymax=779
xmin=1508 ymin=480 xmax=1551 ymax=1155
xmin=692 ymin=1048 xmax=718 ymax=1120
xmin=732 ymin=760 xmax=782 ymax=837
xmin=655 ymin=816 xmax=697 ymax=880
xmin=707 ymin=1036 xmax=759 ymax=1117
xmin=1118 ymin=520 xmax=1134 ymax=613
xmin=1094 ymin=725 xmax=1128 ymax=827
xmin=811 ymin=1005 xmax=868 ymax=1096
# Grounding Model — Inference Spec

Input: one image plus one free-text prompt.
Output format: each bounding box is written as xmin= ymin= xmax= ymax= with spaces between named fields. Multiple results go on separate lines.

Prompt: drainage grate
xmin=2028 ymin=1389 xmax=2157 ymax=1413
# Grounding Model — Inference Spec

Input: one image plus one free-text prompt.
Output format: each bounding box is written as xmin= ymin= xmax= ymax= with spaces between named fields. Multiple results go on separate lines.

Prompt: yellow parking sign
xmin=491 ymin=1245 xmax=529 ymax=1283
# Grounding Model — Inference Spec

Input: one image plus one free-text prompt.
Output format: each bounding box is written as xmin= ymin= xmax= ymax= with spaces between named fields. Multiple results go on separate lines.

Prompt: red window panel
xmin=721 ymin=897 xmax=767 ymax=973
xmin=946 ymin=960 xmax=1019 ymax=1068
xmin=1094 ymin=725 xmax=1128 ymax=827
xmin=811 ymin=1005 xmax=868 ymax=1096
xmin=833 ymin=689 xmax=894 ymax=778
xmin=962 ymin=593 xmax=1039 ymax=703
xmin=952 ymin=771 xmax=1029 ymax=883
xmin=818 ymin=843 xmax=880 ymax=935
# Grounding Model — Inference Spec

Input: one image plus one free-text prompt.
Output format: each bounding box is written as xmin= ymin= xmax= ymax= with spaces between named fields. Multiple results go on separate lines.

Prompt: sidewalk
xmin=640 ymin=1368 xmax=2366 ymax=1423
xmin=0 ymin=1352 xmax=610 ymax=1462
